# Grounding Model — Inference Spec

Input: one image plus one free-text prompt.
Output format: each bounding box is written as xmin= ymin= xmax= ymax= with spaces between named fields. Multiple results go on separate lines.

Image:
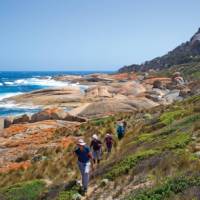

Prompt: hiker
xmin=116 ymin=120 xmax=125 ymax=140
xmin=104 ymin=133 xmax=113 ymax=157
xmin=74 ymin=139 xmax=94 ymax=194
xmin=90 ymin=134 xmax=102 ymax=164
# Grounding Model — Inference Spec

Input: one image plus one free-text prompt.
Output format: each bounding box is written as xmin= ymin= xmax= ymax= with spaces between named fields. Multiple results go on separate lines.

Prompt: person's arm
xmin=90 ymin=140 xmax=93 ymax=149
xmin=99 ymin=140 xmax=102 ymax=146
xmin=88 ymin=152 xmax=94 ymax=170
xmin=73 ymin=149 xmax=78 ymax=160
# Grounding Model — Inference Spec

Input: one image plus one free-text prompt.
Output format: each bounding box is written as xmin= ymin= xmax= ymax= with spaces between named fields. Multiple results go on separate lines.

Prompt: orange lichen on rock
xmin=144 ymin=77 xmax=171 ymax=85
xmin=0 ymin=161 xmax=31 ymax=173
xmin=110 ymin=73 xmax=137 ymax=80
xmin=0 ymin=120 xmax=80 ymax=172
xmin=3 ymin=125 xmax=28 ymax=137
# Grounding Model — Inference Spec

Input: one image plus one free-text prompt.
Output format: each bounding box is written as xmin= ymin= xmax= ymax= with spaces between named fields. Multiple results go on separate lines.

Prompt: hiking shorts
xmin=92 ymin=150 xmax=101 ymax=160
xmin=106 ymin=146 xmax=112 ymax=153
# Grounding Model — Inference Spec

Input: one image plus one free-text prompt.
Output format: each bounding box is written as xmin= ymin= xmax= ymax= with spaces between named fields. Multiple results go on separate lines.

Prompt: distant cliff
xmin=119 ymin=28 xmax=200 ymax=72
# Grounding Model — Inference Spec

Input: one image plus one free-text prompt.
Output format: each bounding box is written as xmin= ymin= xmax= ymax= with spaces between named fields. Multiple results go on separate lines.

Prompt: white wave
xmin=0 ymin=92 xmax=23 ymax=101
xmin=4 ymin=81 xmax=14 ymax=85
xmin=2 ymin=77 xmax=87 ymax=93
xmin=0 ymin=101 xmax=39 ymax=109
xmin=0 ymin=83 xmax=3 ymax=86
xmin=4 ymin=77 xmax=70 ymax=88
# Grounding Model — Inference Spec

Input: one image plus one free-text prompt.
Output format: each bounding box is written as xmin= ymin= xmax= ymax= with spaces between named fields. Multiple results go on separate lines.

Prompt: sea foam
xmin=4 ymin=77 xmax=70 ymax=87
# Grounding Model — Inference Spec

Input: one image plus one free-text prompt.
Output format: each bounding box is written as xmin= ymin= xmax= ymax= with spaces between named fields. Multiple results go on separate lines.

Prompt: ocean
xmin=0 ymin=71 xmax=111 ymax=117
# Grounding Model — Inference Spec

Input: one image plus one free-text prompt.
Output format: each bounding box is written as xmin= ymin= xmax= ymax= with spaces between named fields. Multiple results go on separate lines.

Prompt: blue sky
xmin=0 ymin=0 xmax=199 ymax=71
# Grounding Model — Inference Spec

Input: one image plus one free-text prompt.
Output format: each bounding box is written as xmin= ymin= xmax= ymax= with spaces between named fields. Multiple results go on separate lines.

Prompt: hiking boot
xmin=80 ymin=187 xmax=87 ymax=196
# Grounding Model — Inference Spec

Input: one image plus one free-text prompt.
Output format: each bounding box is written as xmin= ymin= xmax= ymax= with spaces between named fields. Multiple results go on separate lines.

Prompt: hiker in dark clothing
xmin=90 ymin=134 xmax=102 ymax=164
xmin=74 ymin=139 xmax=94 ymax=194
xmin=104 ymin=133 xmax=113 ymax=157
xmin=116 ymin=121 xmax=125 ymax=140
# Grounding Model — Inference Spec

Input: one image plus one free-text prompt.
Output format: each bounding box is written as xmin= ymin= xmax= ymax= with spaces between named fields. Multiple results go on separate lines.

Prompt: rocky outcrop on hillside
xmin=2 ymin=108 xmax=87 ymax=128
xmin=85 ymin=86 xmax=113 ymax=98
xmin=30 ymin=108 xmax=86 ymax=123
xmin=69 ymin=98 xmax=158 ymax=118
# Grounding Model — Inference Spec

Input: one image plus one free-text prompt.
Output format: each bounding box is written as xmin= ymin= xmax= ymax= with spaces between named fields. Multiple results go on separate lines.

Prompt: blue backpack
xmin=117 ymin=125 xmax=125 ymax=139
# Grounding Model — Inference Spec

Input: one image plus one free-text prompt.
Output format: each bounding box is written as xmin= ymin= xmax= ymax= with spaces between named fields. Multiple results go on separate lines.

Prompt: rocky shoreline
xmin=0 ymin=72 xmax=195 ymax=173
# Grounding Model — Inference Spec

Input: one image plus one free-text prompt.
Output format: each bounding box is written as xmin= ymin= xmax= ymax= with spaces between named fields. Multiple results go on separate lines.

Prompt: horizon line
xmin=0 ymin=69 xmax=116 ymax=72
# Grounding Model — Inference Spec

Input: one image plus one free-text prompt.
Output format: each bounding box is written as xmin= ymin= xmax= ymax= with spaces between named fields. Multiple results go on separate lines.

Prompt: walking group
xmin=74 ymin=120 xmax=127 ymax=195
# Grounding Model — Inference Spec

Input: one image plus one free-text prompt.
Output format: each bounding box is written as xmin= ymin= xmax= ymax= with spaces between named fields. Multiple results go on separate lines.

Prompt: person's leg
xmin=97 ymin=150 xmax=101 ymax=164
xmin=82 ymin=162 xmax=90 ymax=191
xmin=93 ymin=151 xmax=97 ymax=164
xmin=78 ymin=162 xmax=84 ymax=188
xmin=108 ymin=146 xmax=112 ymax=154
xmin=106 ymin=147 xmax=111 ymax=158
xmin=105 ymin=146 xmax=109 ymax=158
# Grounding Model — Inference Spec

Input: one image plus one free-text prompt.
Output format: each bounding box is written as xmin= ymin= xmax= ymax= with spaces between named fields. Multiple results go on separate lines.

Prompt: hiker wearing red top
xmin=104 ymin=133 xmax=113 ymax=157
xmin=90 ymin=134 xmax=102 ymax=164
xmin=74 ymin=139 xmax=94 ymax=194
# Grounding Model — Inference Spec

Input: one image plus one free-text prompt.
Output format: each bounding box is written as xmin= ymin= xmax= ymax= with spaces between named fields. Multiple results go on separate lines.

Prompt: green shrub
xmin=128 ymin=133 xmax=155 ymax=146
xmin=91 ymin=116 xmax=115 ymax=126
xmin=57 ymin=190 xmax=77 ymax=200
xmin=0 ymin=180 xmax=45 ymax=200
xmin=161 ymin=132 xmax=191 ymax=150
xmin=191 ymin=71 xmax=200 ymax=79
xmin=105 ymin=150 xmax=159 ymax=180
xmin=125 ymin=176 xmax=200 ymax=200
xmin=160 ymin=110 xmax=188 ymax=125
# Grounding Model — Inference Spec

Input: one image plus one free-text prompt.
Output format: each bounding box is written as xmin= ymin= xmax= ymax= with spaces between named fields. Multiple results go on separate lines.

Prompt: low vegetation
xmin=0 ymin=95 xmax=200 ymax=199
xmin=126 ymin=175 xmax=200 ymax=200
xmin=0 ymin=180 xmax=45 ymax=200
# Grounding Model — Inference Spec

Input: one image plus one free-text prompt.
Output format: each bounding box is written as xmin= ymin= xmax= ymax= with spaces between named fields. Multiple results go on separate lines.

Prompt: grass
xmin=191 ymin=71 xmax=200 ymax=79
xmin=136 ymin=133 xmax=155 ymax=143
xmin=159 ymin=110 xmax=191 ymax=125
xmin=0 ymin=180 xmax=45 ymax=200
xmin=57 ymin=190 xmax=80 ymax=200
xmin=159 ymin=132 xmax=191 ymax=151
xmin=127 ymin=133 xmax=155 ymax=146
xmin=125 ymin=175 xmax=200 ymax=200
xmin=104 ymin=149 xmax=160 ymax=180
xmin=91 ymin=116 xmax=115 ymax=126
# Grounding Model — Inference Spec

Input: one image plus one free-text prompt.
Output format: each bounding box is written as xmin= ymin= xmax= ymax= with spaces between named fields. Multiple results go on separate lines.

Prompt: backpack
xmin=117 ymin=125 xmax=124 ymax=139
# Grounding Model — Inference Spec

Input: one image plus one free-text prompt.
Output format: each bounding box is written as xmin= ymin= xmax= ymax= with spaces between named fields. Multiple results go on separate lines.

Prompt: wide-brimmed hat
xmin=77 ymin=139 xmax=86 ymax=146
xmin=173 ymin=72 xmax=181 ymax=76
xmin=92 ymin=134 xmax=98 ymax=140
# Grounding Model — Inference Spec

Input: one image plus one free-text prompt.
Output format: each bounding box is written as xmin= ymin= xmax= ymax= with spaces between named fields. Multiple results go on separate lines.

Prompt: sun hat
xmin=92 ymin=134 xmax=98 ymax=140
xmin=173 ymin=72 xmax=181 ymax=76
xmin=77 ymin=139 xmax=86 ymax=146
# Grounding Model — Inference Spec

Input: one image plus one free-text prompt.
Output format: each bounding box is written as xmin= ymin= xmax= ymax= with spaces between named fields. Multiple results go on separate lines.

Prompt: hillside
xmin=0 ymin=94 xmax=200 ymax=200
xmin=119 ymin=28 xmax=200 ymax=73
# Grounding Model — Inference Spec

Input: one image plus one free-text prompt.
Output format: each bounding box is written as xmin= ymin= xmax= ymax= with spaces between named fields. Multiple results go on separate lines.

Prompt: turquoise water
xmin=0 ymin=71 xmax=112 ymax=116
